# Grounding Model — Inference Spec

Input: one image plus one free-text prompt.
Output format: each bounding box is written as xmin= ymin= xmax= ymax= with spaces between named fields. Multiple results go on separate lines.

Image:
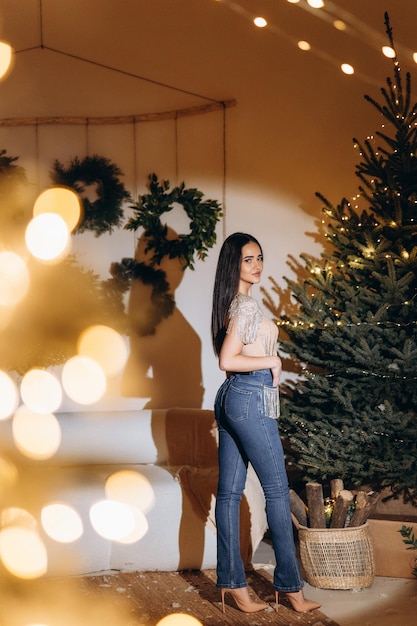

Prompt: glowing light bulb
xmin=77 ymin=325 xmax=128 ymax=377
xmin=62 ymin=355 xmax=106 ymax=404
xmin=307 ymin=0 xmax=324 ymax=7
xmin=0 ymin=251 xmax=30 ymax=307
xmin=341 ymin=63 xmax=354 ymax=75
xmin=12 ymin=406 xmax=61 ymax=460
xmin=20 ymin=368 xmax=63 ymax=413
xmin=33 ymin=186 xmax=82 ymax=233
xmin=0 ymin=370 xmax=18 ymax=419
xmin=298 ymin=41 xmax=311 ymax=51
xmin=254 ymin=17 xmax=267 ymax=28
xmin=382 ymin=46 xmax=396 ymax=59
xmin=25 ymin=213 xmax=70 ymax=262
xmin=0 ymin=526 xmax=47 ymax=578
xmin=89 ymin=499 xmax=148 ymax=542
xmin=41 ymin=503 xmax=83 ymax=542
xmin=106 ymin=470 xmax=155 ymax=514
xmin=157 ymin=616 xmax=203 ymax=626
xmin=0 ymin=41 xmax=13 ymax=80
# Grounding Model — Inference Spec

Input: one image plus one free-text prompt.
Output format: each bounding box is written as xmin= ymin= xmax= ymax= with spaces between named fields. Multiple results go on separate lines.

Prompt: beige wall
xmin=0 ymin=0 xmax=415 ymax=410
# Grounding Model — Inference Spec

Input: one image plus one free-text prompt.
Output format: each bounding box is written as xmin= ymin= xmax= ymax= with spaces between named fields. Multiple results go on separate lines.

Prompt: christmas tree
xmin=264 ymin=14 xmax=417 ymax=505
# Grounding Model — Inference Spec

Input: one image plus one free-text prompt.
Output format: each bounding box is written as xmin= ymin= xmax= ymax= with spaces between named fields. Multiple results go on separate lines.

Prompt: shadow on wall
xmin=151 ymin=407 xmax=254 ymax=571
xmin=121 ymin=230 xmax=205 ymax=408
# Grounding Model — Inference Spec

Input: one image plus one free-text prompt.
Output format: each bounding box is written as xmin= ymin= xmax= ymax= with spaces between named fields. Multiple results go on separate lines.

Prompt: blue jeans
xmin=214 ymin=369 xmax=304 ymax=592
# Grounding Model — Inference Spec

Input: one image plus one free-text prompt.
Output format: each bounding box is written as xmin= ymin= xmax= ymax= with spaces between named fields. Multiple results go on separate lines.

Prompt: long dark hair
xmin=211 ymin=232 xmax=262 ymax=356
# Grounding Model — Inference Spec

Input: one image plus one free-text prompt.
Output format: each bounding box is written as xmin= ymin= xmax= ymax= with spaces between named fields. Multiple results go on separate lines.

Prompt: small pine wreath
xmin=51 ymin=155 xmax=131 ymax=236
xmin=125 ymin=173 xmax=222 ymax=270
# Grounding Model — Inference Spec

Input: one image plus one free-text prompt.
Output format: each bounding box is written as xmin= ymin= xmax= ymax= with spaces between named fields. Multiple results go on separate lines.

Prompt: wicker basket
xmin=297 ymin=522 xmax=375 ymax=590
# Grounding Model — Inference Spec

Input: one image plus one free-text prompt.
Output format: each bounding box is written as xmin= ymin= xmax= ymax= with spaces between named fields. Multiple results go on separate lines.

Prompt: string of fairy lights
xmin=213 ymin=0 xmax=417 ymax=83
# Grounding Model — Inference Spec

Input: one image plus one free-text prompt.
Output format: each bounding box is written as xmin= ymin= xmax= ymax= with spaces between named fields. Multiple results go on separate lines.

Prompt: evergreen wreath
xmin=125 ymin=173 xmax=222 ymax=270
xmin=51 ymin=155 xmax=131 ymax=236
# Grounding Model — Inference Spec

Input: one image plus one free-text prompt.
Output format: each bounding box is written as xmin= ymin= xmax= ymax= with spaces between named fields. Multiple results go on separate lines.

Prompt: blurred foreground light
xmin=90 ymin=500 xmax=148 ymax=543
xmin=307 ymin=0 xmax=324 ymax=7
xmin=25 ymin=213 xmax=70 ymax=262
xmin=1 ymin=507 xmax=37 ymax=529
xmin=41 ymin=503 xmax=83 ymax=543
xmin=77 ymin=325 xmax=128 ymax=377
xmin=382 ymin=45 xmax=396 ymax=59
xmin=12 ymin=406 xmax=61 ymax=460
xmin=157 ymin=616 xmax=203 ymax=626
xmin=62 ymin=355 xmax=106 ymax=404
xmin=0 ymin=370 xmax=19 ymax=419
xmin=105 ymin=470 xmax=155 ymax=514
xmin=0 ymin=526 xmax=47 ymax=578
xmin=341 ymin=63 xmax=354 ymax=75
xmin=0 ymin=251 xmax=30 ymax=306
xmin=0 ymin=457 xmax=19 ymax=500
xmin=0 ymin=41 xmax=13 ymax=80
xmin=20 ymin=368 xmax=63 ymax=413
xmin=413 ymin=52 xmax=417 ymax=64
xmin=33 ymin=186 xmax=82 ymax=233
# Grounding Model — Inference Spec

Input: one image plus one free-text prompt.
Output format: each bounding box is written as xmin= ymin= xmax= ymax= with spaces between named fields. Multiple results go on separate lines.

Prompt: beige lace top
xmin=226 ymin=294 xmax=278 ymax=357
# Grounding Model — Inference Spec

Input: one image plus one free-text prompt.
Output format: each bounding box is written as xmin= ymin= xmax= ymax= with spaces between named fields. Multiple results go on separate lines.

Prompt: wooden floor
xmin=76 ymin=568 xmax=341 ymax=626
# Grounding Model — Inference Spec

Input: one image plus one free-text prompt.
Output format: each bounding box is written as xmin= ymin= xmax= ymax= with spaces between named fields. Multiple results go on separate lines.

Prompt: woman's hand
xmin=271 ymin=356 xmax=282 ymax=387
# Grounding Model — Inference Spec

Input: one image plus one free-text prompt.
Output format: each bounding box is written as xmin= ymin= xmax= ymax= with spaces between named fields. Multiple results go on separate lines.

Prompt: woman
xmin=211 ymin=232 xmax=321 ymax=614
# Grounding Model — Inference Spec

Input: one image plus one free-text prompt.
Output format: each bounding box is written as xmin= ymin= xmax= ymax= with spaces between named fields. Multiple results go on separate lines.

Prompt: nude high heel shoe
xmin=275 ymin=589 xmax=322 ymax=613
xmin=220 ymin=587 xmax=268 ymax=613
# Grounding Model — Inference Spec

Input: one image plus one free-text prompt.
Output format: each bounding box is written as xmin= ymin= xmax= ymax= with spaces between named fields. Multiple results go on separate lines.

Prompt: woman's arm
xmin=219 ymin=331 xmax=282 ymax=386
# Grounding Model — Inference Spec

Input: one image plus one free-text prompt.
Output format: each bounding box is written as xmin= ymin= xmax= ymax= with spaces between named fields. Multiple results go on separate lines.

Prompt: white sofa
xmin=0 ymin=408 xmax=267 ymax=576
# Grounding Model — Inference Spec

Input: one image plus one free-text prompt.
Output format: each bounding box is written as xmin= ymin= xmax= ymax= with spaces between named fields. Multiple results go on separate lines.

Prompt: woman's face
xmin=239 ymin=242 xmax=263 ymax=291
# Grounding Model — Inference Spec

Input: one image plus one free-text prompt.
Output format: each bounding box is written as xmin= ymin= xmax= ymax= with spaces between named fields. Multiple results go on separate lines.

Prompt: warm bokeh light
xmin=105 ymin=470 xmax=155 ymax=514
xmin=253 ymin=17 xmax=267 ymax=28
xmin=77 ymin=325 xmax=128 ymax=377
xmin=0 ymin=251 xmax=30 ymax=307
xmin=298 ymin=40 xmax=311 ymax=51
xmin=0 ymin=526 xmax=48 ymax=578
xmin=12 ymin=406 xmax=61 ymax=460
xmin=89 ymin=500 xmax=138 ymax=541
xmin=156 ymin=615 xmax=203 ymax=626
xmin=0 ymin=41 xmax=13 ymax=80
xmin=20 ymin=368 xmax=63 ymax=413
xmin=41 ymin=503 xmax=83 ymax=543
xmin=382 ymin=45 xmax=396 ymax=59
xmin=0 ymin=370 xmax=18 ymax=419
xmin=286 ymin=0 xmax=300 ymax=4
xmin=33 ymin=186 xmax=82 ymax=233
xmin=333 ymin=20 xmax=347 ymax=31
xmin=25 ymin=213 xmax=70 ymax=262
xmin=307 ymin=0 xmax=324 ymax=7
xmin=1 ymin=506 xmax=37 ymax=529
xmin=61 ymin=355 xmax=107 ymax=404
xmin=0 ymin=458 xmax=19 ymax=500
xmin=341 ymin=63 xmax=354 ymax=75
